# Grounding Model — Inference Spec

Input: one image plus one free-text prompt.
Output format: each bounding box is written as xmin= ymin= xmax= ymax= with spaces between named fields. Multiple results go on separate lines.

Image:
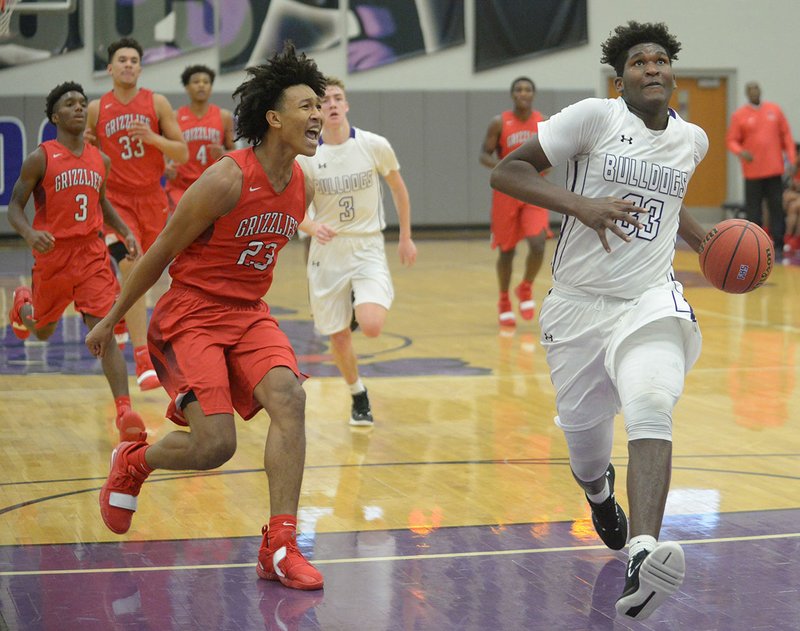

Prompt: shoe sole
xmin=99 ymin=447 xmax=130 ymax=535
xmin=615 ymin=542 xmax=685 ymax=620
xmin=349 ymin=419 xmax=374 ymax=427
xmin=256 ymin=562 xmax=324 ymax=590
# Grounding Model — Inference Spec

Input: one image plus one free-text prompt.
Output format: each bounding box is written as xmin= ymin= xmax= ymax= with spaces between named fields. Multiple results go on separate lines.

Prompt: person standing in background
xmin=480 ymin=77 xmax=551 ymax=328
xmin=164 ymin=64 xmax=235 ymax=210
xmin=85 ymin=37 xmax=188 ymax=391
xmin=726 ymin=81 xmax=796 ymax=263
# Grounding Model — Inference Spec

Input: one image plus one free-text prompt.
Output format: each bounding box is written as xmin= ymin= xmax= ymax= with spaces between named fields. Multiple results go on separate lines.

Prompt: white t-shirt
xmin=297 ymin=127 xmax=400 ymax=234
xmin=538 ymin=97 xmax=708 ymax=299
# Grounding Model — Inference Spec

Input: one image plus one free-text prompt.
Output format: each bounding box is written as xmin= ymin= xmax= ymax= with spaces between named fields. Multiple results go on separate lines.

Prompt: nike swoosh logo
xmin=104 ymin=103 xmax=113 ymax=109
xmin=53 ymin=153 xmax=62 ymax=157
xmin=249 ymin=186 xmax=262 ymax=192
xmin=282 ymin=521 xmax=294 ymax=527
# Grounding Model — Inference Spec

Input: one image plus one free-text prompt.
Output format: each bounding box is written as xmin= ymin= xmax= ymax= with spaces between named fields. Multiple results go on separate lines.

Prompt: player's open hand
xmin=574 ymin=197 xmax=648 ymax=253
xmin=314 ymin=222 xmax=337 ymax=244
xmin=83 ymin=127 xmax=97 ymax=145
xmin=128 ymin=121 xmax=157 ymax=145
xmin=86 ymin=318 xmax=114 ymax=358
xmin=398 ymin=236 xmax=417 ymax=266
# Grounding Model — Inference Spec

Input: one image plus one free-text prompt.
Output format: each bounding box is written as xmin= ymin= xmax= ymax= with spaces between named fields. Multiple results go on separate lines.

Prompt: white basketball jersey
xmin=538 ymin=97 xmax=708 ymax=299
xmin=297 ymin=127 xmax=400 ymax=234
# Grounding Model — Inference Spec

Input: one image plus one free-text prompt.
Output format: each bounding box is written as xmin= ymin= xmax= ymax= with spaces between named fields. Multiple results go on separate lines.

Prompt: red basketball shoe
xmin=498 ymin=293 xmax=515 ymax=328
xmin=134 ymin=346 xmax=161 ymax=391
xmin=257 ymin=527 xmax=324 ymax=590
xmin=99 ymin=440 xmax=150 ymax=534
xmin=515 ymin=281 xmax=536 ymax=320
xmin=8 ymin=286 xmax=33 ymax=340
xmin=114 ymin=320 xmax=129 ymax=351
xmin=116 ymin=408 xmax=147 ymax=443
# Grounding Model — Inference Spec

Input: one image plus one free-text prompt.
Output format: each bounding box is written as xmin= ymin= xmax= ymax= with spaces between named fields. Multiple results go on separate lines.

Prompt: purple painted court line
xmin=1 ymin=510 xmax=799 ymax=630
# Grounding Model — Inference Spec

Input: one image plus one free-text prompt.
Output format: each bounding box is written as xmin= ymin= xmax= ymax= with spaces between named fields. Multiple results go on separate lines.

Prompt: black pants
xmin=744 ymin=175 xmax=785 ymax=251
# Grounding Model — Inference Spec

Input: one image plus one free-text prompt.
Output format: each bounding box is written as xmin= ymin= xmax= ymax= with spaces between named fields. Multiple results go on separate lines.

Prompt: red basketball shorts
xmin=31 ymin=234 xmax=119 ymax=326
xmin=106 ymin=186 xmax=169 ymax=252
xmin=490 ymin=190 xmax=552 ymax=252
xmin=147 ymin=285 xmax=305 ymax=425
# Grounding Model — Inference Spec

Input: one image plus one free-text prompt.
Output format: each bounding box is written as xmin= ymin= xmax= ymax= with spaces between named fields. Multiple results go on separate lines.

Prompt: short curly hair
xmin=181 ymin=64 xmax=215 ymax=86
xmin=600 ymin=21 xmax=681 ymax=77
xmin=45 ymin=81 xmax=86 ymax=123
xmin=232 ymin=42 xmax=326 ymax=146
xmin=107 ymin=37 xmax=143 ymax=64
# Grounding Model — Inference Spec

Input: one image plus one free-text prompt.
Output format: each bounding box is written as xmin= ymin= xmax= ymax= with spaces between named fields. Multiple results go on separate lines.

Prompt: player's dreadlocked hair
xmin=233 ymin=42 xmax=326 ymax=146
xmin=45 ymin=81 xmax=86 ymax=123
xmin=600 ymin=21 xmax=682 ymax=77
xmin=181 ymin=64 xmax=216 ymax=86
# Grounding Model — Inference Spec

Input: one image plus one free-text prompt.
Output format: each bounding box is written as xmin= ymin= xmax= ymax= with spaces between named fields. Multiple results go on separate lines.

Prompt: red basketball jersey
xmin=32 ymin=140 xmax=106 ymax=239
xmin=169 ymin=148 xmax=306 ymax=302
xmin=172 ymin=104 xmax=225 ymax=190
xmin=95 ymin=88 xmax=164 ymax=194
xmin=498 ymin=110 xmax=544 ymax=159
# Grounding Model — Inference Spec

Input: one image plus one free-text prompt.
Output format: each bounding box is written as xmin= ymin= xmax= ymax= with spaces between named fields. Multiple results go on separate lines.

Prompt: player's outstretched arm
xmin=492 ymin=136 xmax=647 ymax=252
xmin=86 ymin=157 xmax=241 ymax=358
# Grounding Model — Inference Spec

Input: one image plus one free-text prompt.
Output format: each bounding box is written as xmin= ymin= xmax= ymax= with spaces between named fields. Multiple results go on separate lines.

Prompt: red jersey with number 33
xmin=172 ymin=104 xmax=225 ymax=190
xmin=95 ymin=88 xmax=164 ymax=194
xmin=32 ymin=140 xmax=105 ymax=239
xmin=169 ymin=148 xmax=306 ymax=302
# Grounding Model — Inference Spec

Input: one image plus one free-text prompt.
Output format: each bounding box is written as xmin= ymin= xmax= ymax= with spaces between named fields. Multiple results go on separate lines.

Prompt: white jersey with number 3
xmin=538 ymin=97 xmax=708 ymax=299
xmin=297 ymin=127 xmax=400 ymax=234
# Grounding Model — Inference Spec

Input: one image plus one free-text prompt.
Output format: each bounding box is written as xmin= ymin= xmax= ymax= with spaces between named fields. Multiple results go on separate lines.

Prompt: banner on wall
xmin=92 ymin=0 xmax=214 ymax=72
xmin=0 ymin=0 xmax=83 ymax=69
xmin=348 ymin=0 xmax=464 ymax=73
xmin=220 ymin=0 xmax=341 ymax=74
xmin=474 ymin=0 xmax=587 ymax=72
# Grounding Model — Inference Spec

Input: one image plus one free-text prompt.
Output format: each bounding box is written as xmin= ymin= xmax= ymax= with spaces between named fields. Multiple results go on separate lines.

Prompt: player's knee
xmin=33 ymin=324 xmax=57 ymax=340
xmin=264 ymin=377 xmax=306 ymax=423
xmin=359 ymin=320 xmax=382 ymax=338
xmin=195 ymin=434 xmax=237 ymax=469
xmin=623 ymin=390 xmax=675 ymax=441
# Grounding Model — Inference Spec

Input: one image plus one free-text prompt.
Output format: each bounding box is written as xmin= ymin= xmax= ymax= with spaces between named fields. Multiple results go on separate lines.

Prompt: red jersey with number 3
xmin=172 ymin=104 xmax=225 ymax=190
xmin=95 ymin=88 xmax=164 ymax=194
xmin=169 ymin=148 xmax=306 ymax=302
xmin=32 ymin=140 xmax=105 ymax=239
xmin=498 ymin=109 xmax=544 ymax=159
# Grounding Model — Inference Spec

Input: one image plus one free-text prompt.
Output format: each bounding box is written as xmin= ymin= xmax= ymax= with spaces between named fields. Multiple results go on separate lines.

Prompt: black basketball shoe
xmin=349 ymin=390 xmax=373 ymax=427
xmin=615 ymin=541 xmax=685 ymax=620
xmin=586 ymin=463 xmax=628 ymax=550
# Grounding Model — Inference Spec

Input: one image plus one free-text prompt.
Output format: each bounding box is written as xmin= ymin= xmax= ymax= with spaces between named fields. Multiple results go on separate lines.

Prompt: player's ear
xmin=266 ymin=110 xmax=281 ymax=129
xmin=613 ymin=76 xmax=624 ymax=94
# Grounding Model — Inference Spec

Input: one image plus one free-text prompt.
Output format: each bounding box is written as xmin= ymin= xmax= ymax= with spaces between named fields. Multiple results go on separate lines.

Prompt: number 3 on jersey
xmin=237 ymin=240 xmax=277 ymax=270
xmin=616 ymin=193 xmax=664 ymax=241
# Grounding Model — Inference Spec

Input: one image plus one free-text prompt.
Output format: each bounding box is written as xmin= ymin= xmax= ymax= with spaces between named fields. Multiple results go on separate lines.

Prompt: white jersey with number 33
xmin=538 ymin=97 xmax=708 ymax=299
xmin=298 ymin=128 xmax=400 ymax=234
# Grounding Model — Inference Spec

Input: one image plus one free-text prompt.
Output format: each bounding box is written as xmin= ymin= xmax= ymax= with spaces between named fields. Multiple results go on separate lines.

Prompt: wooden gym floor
xmin=0 ymin=236 xmax=799 ymax=630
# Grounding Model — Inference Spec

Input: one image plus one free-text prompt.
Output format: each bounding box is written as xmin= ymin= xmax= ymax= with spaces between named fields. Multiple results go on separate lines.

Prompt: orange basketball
xmin=698 ymin=219 xmax=773 ymax=293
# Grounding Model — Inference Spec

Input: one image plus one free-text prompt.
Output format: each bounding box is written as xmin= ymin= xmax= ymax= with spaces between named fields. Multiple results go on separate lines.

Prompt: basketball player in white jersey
xmin=492 ymin=21 xmax=709 ymax=620
xmin=297 ymin=77 xmax=417 ymax=427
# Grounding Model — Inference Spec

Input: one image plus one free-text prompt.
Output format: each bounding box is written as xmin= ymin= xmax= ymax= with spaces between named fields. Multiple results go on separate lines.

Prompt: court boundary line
xmin=1 ymin=530 xmax=799 ymax=577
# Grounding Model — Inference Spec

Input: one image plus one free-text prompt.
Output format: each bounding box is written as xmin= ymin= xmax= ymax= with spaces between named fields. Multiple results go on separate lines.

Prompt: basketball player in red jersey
xmin=164 ymin=64 xmax=235 ymax=210
xmin=480 ymin=77 xmax=552 ymax=327
xmin=6 ymin=81 xmax=146 ymax=443
xmin=86 ymin=43 xmax=336 ymax=591
xmin=85 ymin=37 xmax=189 ymax=392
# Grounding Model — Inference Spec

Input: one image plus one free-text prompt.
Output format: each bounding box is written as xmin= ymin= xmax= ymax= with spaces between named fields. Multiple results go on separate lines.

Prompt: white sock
xmin=349 ymin=379 xmax=365 ymax=395
xmin=586 ymin=479 xmax=610 ymax=504
xmin=628 ymin=534 xmax=657 ymax=558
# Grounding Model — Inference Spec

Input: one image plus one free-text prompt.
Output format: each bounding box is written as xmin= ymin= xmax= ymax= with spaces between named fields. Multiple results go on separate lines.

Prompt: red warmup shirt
xmin=95 ymin=88 xmax=165 ymax=194
xmin=726 ymin=101 xmax=796 ymax=180
xmin=498 ymin=109 xmax=544 ymax=159
xmin=32 ymin=140 xmax=105 ymax=240
xmin=169 ymin=148 xmax=306 ymax=302
xmin=171 ymin=104 xmax=225 ymax=191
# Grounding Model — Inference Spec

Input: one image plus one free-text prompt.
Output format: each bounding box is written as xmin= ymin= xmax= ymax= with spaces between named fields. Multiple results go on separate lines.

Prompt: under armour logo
xmin=311 ymin=261 xmax=320 ymax=267
xmin=543 ymin=333 xmax=553 ymax=342
xmin=620 ymin=135 xmax=633 ymax=144
xmin=317 ymin=163 xmax=327 ymax=169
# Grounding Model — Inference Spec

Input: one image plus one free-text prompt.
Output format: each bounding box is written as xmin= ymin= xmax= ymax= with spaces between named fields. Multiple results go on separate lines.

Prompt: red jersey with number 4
xmin=32 ymin=140 xmax=105 ymax=239
xmin=169 ymin=148 xmax=306 ymax=302
xmin=171 ymin=104 xmax=225 ymax=190
xmin=498 ymin=110 xmax=544 ymax=159
xmin=95 ymin=88 xmax=164 ymax=194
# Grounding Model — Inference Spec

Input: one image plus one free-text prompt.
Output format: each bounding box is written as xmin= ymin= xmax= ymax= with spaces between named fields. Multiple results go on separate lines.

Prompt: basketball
xmin=698 ymin=219 xmax=773 ymax=293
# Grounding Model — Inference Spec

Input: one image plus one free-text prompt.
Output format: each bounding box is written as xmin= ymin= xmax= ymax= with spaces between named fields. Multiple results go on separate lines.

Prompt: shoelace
xmin=110 ymin=464 xmax=147 ymax=492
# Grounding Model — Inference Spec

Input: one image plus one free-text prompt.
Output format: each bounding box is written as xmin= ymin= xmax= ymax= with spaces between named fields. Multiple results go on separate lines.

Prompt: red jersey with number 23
xmin=32 ymin=140 xmax=105 ymax=239
xmin=96 ymin=88 xmax=164 ymax=194
xmin=169 ymin=148 xmax=306 ymax=302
